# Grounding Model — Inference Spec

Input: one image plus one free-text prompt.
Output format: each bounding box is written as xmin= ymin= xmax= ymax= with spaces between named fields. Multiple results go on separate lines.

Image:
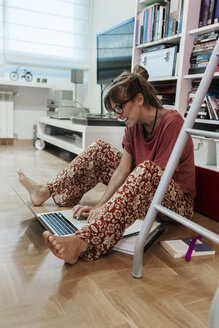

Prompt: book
xmin=207 ymin=0 xmax=216 ymax=24
xmin=160 ymin=238 xmax=215 ymax=258
xmin=205 ymin=95 xmax=216 ymax=119
xmin=163 ymin=0 xmax=170 ymax=37
xmin=214 ymin=0 xmax=219 ymax=23
xmin=199 ymin=0 xmax=211 ymax=27
xmin=207 ymin=94 xmax=219 ymax=119
xmin=113 ymin=221 xmax=164 ymax=255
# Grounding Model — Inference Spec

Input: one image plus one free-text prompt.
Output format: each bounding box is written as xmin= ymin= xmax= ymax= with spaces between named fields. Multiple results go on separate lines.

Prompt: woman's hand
xmin=72 ymin=204 xmax=105 ymax=223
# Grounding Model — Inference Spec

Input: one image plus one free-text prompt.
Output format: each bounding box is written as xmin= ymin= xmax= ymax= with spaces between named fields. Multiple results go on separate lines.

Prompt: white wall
xmin=0 ymin=0 xmax=136 ymax=139
xmin=0 ymin=65 xmax=84 ymax=139
xmin=85 ymin=0 xmax=136 ymax=114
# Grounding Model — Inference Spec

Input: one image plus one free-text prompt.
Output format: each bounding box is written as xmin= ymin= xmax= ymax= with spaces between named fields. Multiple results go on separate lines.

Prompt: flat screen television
xmin=96 ymin=17 xmax=134 ymax=85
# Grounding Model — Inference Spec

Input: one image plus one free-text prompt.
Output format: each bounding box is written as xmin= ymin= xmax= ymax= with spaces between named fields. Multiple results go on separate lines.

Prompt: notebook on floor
xmin=13 ymin=188 xmax=163 ymax=238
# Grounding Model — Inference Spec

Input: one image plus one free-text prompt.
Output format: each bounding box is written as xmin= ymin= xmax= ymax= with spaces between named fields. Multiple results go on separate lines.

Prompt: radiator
xmin=0 ymin=91 xmax=14 ymax=138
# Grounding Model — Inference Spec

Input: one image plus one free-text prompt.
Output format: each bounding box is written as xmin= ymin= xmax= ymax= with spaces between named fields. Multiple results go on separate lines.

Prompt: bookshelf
xmin=132 ymin=0 xmax=219 ymax=172
xmin=132 ymin=0 xmax=219 ymax=116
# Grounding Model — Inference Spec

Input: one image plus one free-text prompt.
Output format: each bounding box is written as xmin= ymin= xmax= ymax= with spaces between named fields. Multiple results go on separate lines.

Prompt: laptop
xmin=13 ymin=188 xmax=160 ymax=238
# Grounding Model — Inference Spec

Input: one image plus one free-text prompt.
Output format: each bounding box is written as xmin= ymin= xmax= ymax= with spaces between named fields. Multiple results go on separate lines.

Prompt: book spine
xmin=154 ymin=7 xmax=160 ymax=40
xmin=190 ymin=53 xmax=212 ymax=62
xmin=177 ymin=0 xmax=184 ymax=34
xmin=142 ymin=8 xmax=149 ymax=44
xmin=150 ymin=6 xmax=155 ymax=42
xmin=188 ymin=66 xmax=206 ymax=74
xmin=157 ymin=5 xmax=164 ymax=39
xmin=206 ymin=94 xmax=216 ymax=119
xmin=147 ymin=6 xmax=153 ymax=42
xmin=207 ymin=0 xmax=216 ymax=24
xmin=199 ymin=0 xmax=211 ymax=27
xmin=135 ymin=12 xmax=140 ymax=46
xmin=214 ymin=0 xmax=219 ymax=22
xmin=163 ymin=1 xmax=170 ymax=37
xmin=138 ymin=11 xmax=144 ymax=45
xmin=208 ymin=95 xmax=219 ymax=119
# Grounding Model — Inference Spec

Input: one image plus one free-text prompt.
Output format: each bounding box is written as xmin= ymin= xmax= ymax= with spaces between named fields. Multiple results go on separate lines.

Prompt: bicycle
xmin=10 ymin=66 xmax=33 ymax=82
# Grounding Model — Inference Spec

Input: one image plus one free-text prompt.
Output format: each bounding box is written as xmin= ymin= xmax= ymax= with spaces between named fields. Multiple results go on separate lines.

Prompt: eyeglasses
xmin=108 ymin=99 xmax=132 ymax=116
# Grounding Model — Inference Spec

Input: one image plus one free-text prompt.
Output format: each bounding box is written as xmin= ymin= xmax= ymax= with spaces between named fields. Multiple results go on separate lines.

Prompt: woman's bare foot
xmin=43 ymin=231 xmax=88 ymax=264
xmin=18 ymin=169 xmax=50 ymax=206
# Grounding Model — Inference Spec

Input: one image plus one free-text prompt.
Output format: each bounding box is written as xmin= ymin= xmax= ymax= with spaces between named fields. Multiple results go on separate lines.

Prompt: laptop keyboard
xmin=40 ymin=212 xmax=78 ymax=236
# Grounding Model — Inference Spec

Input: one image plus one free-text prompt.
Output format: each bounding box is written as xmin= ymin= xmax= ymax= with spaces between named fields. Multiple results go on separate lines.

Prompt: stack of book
xmin=160 ymin=238 xmax=215 ymax=258
xmin=188 ymin=31 xmax=219 ymax=75
xmin=135 ymin=0 xmax=184 ymax=46
xmin=153 ymin=80 xmax=176 ymax=109
xmin=185 ymin=79 xmax=219 ymax=119
xmin=199 ymin=0 xmax=219 ymax=27
xmin=113 ymin=220 xmax=164 ymax=255
xmin=205 ymin=93 xmax=219 ymax=119
xmin=185 ymin=91 xmax=208 ymax=119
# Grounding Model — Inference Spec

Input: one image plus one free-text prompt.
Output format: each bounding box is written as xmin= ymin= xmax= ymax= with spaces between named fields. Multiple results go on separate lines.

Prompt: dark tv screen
xmin=97 ymin=17 xmax=134 ymax=84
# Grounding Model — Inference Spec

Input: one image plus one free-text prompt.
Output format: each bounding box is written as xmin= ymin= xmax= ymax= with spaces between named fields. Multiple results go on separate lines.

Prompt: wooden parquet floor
xmin=0 ymin=140 xmax=218 ymax=328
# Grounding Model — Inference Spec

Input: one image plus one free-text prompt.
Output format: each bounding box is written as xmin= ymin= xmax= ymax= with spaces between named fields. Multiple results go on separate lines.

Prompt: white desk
xmin=37 ymin=116 xmax=125 ymax=154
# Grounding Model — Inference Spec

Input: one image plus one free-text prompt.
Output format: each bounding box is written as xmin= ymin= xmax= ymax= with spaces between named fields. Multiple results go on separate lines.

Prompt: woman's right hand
xmin=72 ymin=204 xmax=93 ymax=220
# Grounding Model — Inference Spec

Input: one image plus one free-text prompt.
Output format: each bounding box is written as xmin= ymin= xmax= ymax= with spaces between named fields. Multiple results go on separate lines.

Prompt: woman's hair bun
xmin=133 ymin=64 xmax=149 ymax=80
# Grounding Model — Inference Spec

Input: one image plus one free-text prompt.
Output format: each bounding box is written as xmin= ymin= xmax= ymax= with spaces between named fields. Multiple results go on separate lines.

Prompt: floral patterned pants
xmin=48 ymin=140 xmax=194 ymax=261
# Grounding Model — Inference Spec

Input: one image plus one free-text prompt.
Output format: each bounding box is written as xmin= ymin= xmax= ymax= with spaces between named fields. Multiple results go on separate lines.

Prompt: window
xmin=1 ymin=0 xmax=91 ymax=68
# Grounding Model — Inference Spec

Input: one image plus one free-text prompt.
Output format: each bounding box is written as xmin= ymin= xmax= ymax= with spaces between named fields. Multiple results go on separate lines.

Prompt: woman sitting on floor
xmin=18 ymin=65 xmax=196 ymax=264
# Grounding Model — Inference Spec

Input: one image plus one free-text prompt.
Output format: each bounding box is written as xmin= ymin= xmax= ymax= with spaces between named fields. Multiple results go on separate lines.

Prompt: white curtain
xmin=1 ymin=0 xmax=91 ymax=68
xmin=0 ymin=0 xmax=3 ymax=65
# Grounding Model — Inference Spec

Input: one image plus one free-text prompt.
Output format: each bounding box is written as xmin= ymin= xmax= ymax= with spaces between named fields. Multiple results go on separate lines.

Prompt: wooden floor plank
xmin=0 ymin=140 xmax=218 ymax=328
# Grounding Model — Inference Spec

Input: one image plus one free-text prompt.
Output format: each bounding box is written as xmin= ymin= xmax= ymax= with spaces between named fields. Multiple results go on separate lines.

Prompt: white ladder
xmin=133 ymin=39 xmax=219 ymax=278
xmin=133 ymin=38 xmax=219 ymax=327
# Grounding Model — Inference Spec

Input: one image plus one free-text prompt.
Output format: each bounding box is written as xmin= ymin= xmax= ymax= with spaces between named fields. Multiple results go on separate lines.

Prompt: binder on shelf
xmin=140 ymin=46 xmax=177 ymax=78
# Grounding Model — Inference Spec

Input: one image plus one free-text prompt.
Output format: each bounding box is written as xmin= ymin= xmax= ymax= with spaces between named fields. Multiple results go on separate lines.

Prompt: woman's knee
xmin=133 ymin=160 xmax=163 ymax=179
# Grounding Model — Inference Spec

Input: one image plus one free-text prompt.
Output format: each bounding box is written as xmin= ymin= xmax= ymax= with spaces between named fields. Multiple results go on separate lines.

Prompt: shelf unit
xmin=37 ymin=117 xmax=125 ymax=155
xmin=132 ymin=0 xmax=219 ymax=171
xmin=0 ymin=79 xmax=55 ymax=89
xmin=132 ymin=0 xmax=219 ymax=115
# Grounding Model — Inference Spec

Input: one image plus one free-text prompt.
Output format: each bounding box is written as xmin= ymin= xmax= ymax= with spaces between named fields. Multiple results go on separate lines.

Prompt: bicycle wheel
xmin=10 ymin=71 xmax=19 ymax=81
xmin=25 ymin=72 xmax=33 ymax=82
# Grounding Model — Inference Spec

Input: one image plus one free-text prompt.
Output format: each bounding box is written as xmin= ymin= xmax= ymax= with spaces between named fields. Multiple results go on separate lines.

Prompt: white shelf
xmin=195 ymin=119 xmax=219 ymax=125
xmin=38 ymin=132 xmax=82 ymax=154
xmin=189 ymin=23 xmax=219 ymax=36
xmin=195 ymin=163 xmax=218 ymax=172
xmin=0 ymin=79 xmax=55 ymax=89
xmin=149 ymin=76 xmax=178 ymax=82
xmin=37 ymin=117 xmax=125 ymax=155
xmin=184 ymin=72 xmax=219 ymax=79
xmin=137 ymin=34 xmax=181 ymax=49
xmin=38 ymin=117 xmax=87 ymax=133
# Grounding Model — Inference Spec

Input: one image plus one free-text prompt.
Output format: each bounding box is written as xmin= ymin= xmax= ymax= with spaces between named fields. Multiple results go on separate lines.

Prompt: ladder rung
xmin=185 ymin=128 xmax=219 ymax=138
xmin=154 ymin=204 xmax=219 ymax=244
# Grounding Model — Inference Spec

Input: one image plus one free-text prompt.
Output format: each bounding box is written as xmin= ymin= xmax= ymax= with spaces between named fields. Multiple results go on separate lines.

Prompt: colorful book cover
xmin=160 ymin=239 xmax=215 ymax=258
